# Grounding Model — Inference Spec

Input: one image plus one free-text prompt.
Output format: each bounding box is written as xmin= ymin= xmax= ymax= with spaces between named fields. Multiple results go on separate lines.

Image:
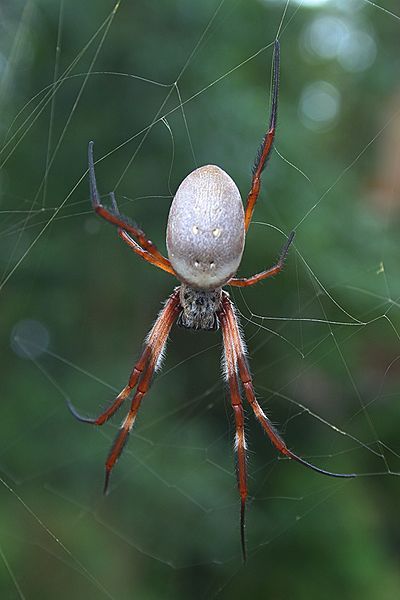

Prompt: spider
xmin=69 ymin=41 xmax=355 ymax=561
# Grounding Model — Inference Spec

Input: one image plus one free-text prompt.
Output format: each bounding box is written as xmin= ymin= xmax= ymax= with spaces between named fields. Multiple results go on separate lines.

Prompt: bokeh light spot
xmin=306 ymin=16 xmax=349 ymax=59
xmin=299 ymin=81 xmax=341 ymax=131
xmin=11 ymin=319 xmax=50 ymax=359
xmin=338 ymin=30 xmax=376 ymax=72
xmin=303 ymin=14 xmax=376 ymax=73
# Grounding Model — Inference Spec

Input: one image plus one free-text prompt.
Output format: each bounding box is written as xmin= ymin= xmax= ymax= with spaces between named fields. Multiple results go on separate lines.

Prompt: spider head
xmin=178 ymin=285 xmax=222 ymax=330
xmin=166 ymin=165 xmax=245 ymax=290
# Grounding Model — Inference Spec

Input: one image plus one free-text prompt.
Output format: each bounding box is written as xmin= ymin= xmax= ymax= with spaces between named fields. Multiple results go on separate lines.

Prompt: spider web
xmin=1 ymin=0 xmax=400 ymax=598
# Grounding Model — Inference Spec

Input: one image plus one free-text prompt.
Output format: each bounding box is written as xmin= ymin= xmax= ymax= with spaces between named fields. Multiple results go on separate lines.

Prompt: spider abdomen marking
xmin=178 ymin=284 xmax=222 ymax=330
xmin=167 ymin=165 xmax=245 ymax=290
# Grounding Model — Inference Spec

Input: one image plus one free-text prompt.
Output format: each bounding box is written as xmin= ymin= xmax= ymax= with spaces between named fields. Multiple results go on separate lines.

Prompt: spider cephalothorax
xmin=178 ymin=285 xmax=222 ymax=330
xmin=69 ymin=41 xmax=355 ymax=561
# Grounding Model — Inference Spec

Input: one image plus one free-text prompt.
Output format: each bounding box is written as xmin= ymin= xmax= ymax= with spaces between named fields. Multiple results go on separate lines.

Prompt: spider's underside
xmin=68 ymin=41 xmax=356 ymax=562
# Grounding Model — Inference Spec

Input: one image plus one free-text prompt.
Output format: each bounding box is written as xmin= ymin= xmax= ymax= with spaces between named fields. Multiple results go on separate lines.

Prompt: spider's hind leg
xmin=244 ymin=40 xmax=280 ymax=231
xmin=88 ymin=141 xmax=175 ymax=276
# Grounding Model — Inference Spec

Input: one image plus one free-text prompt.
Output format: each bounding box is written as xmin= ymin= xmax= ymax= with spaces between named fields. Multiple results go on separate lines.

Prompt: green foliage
xmin=1 ymin=1 xmax=400 ymax=598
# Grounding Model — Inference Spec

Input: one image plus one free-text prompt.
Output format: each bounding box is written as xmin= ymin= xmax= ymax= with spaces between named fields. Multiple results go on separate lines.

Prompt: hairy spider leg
xmin=220 ymin=305 xmax=248 ymax=562
xmin=222 ymin=294 xmax=357 ymax=479
xmin=103 ymin=291 xmax=181 ymax=492
xmin=229 ymin=230 xmax=295 ymax=287
xmin=103 ymin=355 xmax=160 ymax=493
xmin=66 ymin=343 xmax=152 ymax=426
xmin=68 ymin=290 xmax=182 ymax=491
xmin=88 ymin=141 xmax=173 ymax=271
xmin=244 ymin=40 xmax=280 ymax=232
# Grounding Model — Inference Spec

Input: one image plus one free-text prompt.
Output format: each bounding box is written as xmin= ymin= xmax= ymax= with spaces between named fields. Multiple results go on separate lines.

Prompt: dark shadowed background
xmin=1 ymin=0 xmax=400 ymax=598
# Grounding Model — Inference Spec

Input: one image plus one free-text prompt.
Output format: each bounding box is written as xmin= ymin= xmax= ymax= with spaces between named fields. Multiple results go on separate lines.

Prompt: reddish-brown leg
xmin=117 ymin=228 xmax=176 ymax=276
xmin=221 ymin=293 xmax=357 ymax=479
xmin=103 ymin=290 xmax=181 ymax=491
xmin=103 ymin=191 xmax=176 ymax=276
xmin=103 ymin=352 xmax=160 ymax=493
xmin=229 ymin=231 xmax=295 ymax=287
xmin=67 ymin=343 xmax=152 ymax=426
xmin=244 ymin=40 xmax=280 ymax=232
xmin=88 ymin=141 xmax=172 ymax=269
xmin=68 ymin=289 xmax=182 ymax=490
xmin=220 ymin=304 xmax=248 ymax=562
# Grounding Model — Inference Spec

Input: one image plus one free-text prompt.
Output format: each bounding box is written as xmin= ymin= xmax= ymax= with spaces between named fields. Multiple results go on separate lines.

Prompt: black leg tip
xmin=240 ymin=501 xmax=247 ymax=564
xmin=66 ymin=397 xmax=97 ymax=424
xmin=103 ymin=471 xmax=111 ymax=496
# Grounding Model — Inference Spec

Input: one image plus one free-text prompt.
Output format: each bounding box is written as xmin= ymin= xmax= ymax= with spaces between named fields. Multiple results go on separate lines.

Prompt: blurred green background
xmin=1 ymin=0 xmax=400 ymax=598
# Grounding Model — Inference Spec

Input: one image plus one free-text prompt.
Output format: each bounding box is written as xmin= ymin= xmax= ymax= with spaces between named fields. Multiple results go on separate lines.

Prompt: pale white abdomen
xmin=166 ymin=165 xmax=245 ymax=290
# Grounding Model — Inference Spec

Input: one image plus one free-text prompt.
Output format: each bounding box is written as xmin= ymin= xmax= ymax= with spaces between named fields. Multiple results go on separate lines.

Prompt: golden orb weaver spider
xmin=68 ymin=41 xmax=356 ymax=561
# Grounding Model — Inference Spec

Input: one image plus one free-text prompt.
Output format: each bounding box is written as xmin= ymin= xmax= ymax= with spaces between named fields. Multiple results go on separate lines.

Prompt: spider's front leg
xmin=68 ymin=289 xmax=182 ymax=492
xmin=222 ymin=293 xmax=357 ymax=479
xmin=67 ymin=342 xmax=152 ymax=426
xmin=219 ymin=293 xmax=356 ymax=559
xmin=220 ymin=305 xmax=248 ymax=562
